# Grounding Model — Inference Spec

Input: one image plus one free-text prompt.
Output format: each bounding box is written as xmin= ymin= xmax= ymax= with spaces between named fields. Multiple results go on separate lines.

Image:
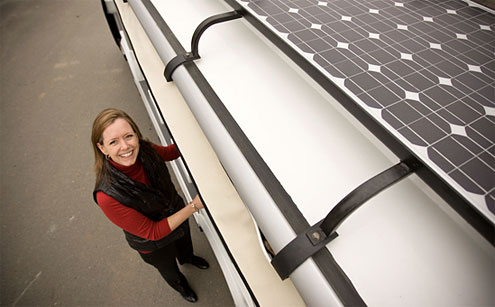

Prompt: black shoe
xmin=190 ymin=256 xmax=209 ymax=270
xmin=179 ymin=285 xmax=198 ymax=303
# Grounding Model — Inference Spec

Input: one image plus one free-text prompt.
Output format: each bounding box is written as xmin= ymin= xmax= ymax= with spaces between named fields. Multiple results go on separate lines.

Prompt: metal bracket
xmin=271 ymin=160 xmax=417 ymax=280
xmin=164 ymin=11 xmax=243 ymax=82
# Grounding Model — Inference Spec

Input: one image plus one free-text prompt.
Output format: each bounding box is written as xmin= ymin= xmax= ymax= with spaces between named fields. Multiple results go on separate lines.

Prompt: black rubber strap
xmin=164 ymin=11 xmax=242 ymax=82
xmin=321 ymin=161 xmax=415 ymax=236
xmin=271 ymin=222 xmax=338 ymax=280
xmin=190 ymin=11 xmax=242 ymax=57
xmin=164 ymin=53 xmax=196 ymax=82
xmin=271 ymin=161 xmax=415 ymax=280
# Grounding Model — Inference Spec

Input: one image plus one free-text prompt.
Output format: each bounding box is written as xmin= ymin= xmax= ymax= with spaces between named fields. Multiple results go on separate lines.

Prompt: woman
xmin=91 ymin=108 xmax=208 ymax=303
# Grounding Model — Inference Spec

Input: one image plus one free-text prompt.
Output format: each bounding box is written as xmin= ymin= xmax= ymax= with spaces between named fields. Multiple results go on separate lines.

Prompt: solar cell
xmin=236 ymin=0 xmax=495 ymax=218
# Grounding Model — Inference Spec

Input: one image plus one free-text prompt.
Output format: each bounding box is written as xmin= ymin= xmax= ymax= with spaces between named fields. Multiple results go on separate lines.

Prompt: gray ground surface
xmin=0 ymin=0 xmax=234 ymax=306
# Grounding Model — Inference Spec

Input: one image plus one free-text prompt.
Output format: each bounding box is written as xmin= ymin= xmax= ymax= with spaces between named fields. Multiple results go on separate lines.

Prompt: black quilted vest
xmin=93 ymin=141 xmax=185 ymax=252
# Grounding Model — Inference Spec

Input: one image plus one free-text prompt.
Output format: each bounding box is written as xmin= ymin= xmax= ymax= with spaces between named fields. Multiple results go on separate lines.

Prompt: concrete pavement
xmin=0 ymin=0 xmax=234 ymax=306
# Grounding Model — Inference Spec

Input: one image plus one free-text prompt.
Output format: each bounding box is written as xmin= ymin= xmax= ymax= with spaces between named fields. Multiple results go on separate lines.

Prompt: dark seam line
xmin=114 ymin=2 xmax=259 ymax=306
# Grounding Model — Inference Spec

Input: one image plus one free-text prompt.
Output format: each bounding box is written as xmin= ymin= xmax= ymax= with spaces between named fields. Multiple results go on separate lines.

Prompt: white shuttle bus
xmin=101 ymin=0 xmax=494 ymax=305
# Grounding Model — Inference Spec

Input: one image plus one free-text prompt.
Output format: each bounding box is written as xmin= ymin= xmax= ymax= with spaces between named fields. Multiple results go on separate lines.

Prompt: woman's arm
xmin=96 ymin=192 xmax=204 ymax=239
xmin=152 ymin=143 xmax=180 ymax=161
xmin=97 ymin=191 xmax=172 ymax=240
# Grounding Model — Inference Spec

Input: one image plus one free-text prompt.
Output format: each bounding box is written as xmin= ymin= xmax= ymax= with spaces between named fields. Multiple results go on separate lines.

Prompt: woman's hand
xmin=167 ymin=195 xmax=204 ymax=231
xmin=190 ymin=195 xmax=204 ymax=211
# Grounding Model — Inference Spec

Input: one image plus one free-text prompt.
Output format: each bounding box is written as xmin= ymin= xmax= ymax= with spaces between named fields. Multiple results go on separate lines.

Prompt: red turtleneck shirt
xmin=96 ymin=143 xmax=180 ymax=247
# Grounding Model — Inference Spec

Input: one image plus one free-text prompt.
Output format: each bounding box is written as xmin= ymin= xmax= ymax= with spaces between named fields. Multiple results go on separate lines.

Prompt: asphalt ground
xmin=0 ymin=0 xmax=234 ymax=306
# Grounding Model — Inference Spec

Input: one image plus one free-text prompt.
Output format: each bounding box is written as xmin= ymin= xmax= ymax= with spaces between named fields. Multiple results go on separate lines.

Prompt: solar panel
xmin=236 ymin=0 xmax=494 ymax=219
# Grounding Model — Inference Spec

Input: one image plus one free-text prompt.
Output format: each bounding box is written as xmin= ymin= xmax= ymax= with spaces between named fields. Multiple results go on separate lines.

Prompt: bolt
xmin=312 ymin=231 xmax=320 ymax=241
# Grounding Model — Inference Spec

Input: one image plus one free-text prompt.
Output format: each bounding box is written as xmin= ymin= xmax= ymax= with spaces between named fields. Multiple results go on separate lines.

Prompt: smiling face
xmin=97 ymin=118 xmax=140 ymax=167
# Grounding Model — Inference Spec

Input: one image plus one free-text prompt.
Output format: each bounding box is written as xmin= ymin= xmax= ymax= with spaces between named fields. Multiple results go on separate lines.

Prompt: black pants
xmin=139 ymin=220 xmax=194 ymax=292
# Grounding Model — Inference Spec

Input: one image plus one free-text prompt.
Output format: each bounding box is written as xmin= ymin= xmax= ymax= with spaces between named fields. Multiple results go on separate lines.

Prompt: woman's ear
xmin=97 ymin=143 xmax=107 ymax=156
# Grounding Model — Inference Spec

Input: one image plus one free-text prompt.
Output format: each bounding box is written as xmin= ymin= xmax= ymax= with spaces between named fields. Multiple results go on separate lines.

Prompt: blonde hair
xmin=91 ymin=108 xmax=147 ymax=186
